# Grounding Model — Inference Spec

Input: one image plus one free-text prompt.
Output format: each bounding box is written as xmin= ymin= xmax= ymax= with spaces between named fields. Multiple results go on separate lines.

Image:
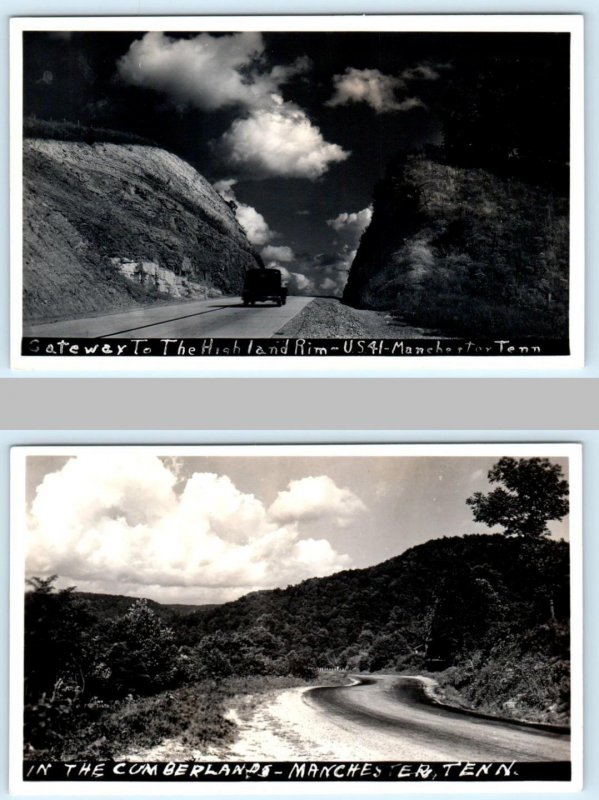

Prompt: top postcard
xmin=10 ymin=15 xmax=584 ymax=372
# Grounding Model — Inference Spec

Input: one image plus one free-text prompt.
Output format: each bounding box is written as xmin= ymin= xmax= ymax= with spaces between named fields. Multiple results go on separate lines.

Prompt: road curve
xmin=119 ymin=674 xmax=571 ymax=763
xmin=306 ymin=675 xmax=570 ymax=762
xmin=23 ymin=296 xmax=314 ymax=339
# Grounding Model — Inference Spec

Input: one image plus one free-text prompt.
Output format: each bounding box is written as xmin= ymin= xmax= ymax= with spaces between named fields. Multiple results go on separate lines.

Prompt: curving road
xmin=304 ymin=675 xmax=570 ymax=762
xmin=23 ymin=296 xmax=313 ymax=339
xmin=121 ymin=674 xmax=571 ymax=764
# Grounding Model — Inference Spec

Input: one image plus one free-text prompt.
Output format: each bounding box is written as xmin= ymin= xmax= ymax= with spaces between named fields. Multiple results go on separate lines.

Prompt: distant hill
xmin=74 ymin=592 xmax=211 ymax=622
xmin=167 ymin=603 xmax=219 ymax=616
xmin=22 ymin=123 xmax=260 ymax=323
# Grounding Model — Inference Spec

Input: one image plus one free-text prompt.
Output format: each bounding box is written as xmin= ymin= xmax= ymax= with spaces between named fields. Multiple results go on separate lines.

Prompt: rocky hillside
xmin=23 ymin=137 xmax=260 ymax=323
xmin=343 ymin=153 xmax=569 ymax=338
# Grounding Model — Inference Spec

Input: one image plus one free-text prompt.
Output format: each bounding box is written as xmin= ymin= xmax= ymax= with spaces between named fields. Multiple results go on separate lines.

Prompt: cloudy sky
xmin=22 ymin=29 xmax=568 ymax=297
xmin=24 ymin=453 xmax=569 ymax=605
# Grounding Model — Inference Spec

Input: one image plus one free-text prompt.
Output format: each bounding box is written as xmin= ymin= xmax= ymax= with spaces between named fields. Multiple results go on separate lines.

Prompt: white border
xmin=9 ymin=15 xmax=585 ymax=372
xmin=9 ymin=443 xmax=583 ymax=793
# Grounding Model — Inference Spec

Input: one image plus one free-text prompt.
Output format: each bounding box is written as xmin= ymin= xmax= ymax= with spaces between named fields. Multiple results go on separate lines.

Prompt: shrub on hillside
xmin=435 ymin=621 xmax=570 ymax=724
xmin=24 ymin=117 xmax=161 ymax=148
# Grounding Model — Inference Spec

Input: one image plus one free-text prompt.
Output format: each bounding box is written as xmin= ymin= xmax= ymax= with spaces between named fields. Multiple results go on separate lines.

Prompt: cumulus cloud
xmin=268 ymin=476 xmax=367 ymax=527
xmin=320 ymin=277 xmax=338 ymax=292
xmin=118 ymin=32 xmax=347 ymax=180
xmin=272 ymin=266 xmax=314 ymax=294
xmin=213 ymin=178 xmax=274 ymax=246
xmin=400 ymin=63 xmax=441 ymax=82
xmin=220 ymin=105 xmax=349 ymax=180
xmin=275 ymin=248 xmax=359 ymax=299
xmin=272 ymin=206 xmax=372 ymax=297
xmin=252 ymin=208 xmax=373 ymax=299
xmin=258 ymin=249 xmax=323 ymax=297
xmin=326 ymin=61 xmax=445 ymax=114
xmin=327 ymin=206 xmax=372 ymax=236
xmin=260 ymin=256 xmax=315 ymax=297
xmin=26 ymin=455 xmax=358 ymax=604
xmin=326 ymin=67 xmax=424 ymax=114
xmin=118 ymin=31 xmax=274 ymax=112
xmin=234 ymin=204 xmax=273 ymax=246
xmin=212 ymin=178 xmax=238 ymax=201
xmin=312 ymin=250 xmax=356 ymax=296
xmin=261 ymin=245 xmax=295 ymax=263
xmin=289 ymin=272 xmax=314 ymax=292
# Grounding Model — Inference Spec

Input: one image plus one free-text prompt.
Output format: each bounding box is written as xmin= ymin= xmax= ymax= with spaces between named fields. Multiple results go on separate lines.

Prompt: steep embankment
xmin=23 ymin=138 xmax=259 ymax=323
xmin=343 ymin=154 xmax=569 ymax=338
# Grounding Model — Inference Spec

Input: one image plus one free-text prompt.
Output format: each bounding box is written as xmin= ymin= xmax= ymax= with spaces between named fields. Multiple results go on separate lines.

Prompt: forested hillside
xmin=23 ymin=531 xmax=570 ymax=760
xmin=343 ymin=153 xmax=569 ymax=338
xmin=178 ymin=533 xmax=570 ymax=717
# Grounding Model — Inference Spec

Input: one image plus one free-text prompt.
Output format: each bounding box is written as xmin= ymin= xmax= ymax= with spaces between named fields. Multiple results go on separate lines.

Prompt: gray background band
xmin=0 ymin=378 xmax=596 ymax=430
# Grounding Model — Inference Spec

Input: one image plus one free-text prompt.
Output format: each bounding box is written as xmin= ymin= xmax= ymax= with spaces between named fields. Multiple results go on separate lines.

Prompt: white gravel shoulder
xmin=121 ymin=677 xmax=449 ymax=762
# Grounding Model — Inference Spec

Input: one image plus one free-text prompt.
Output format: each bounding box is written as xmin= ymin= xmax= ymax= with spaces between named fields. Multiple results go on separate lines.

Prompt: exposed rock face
xmin=343 ymin=154 xmax=569 ymax=338
xmin=23 ymin=139 xmax=259 ymax=322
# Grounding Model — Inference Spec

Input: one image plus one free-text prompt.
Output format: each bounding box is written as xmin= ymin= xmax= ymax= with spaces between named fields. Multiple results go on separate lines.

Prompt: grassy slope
xmin=27 ymin=675 xmax=346 ymax=761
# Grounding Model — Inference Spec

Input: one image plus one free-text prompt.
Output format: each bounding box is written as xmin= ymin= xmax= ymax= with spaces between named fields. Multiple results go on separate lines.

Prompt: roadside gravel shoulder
xmin=276 ymin=298 xmax=445 ymax=339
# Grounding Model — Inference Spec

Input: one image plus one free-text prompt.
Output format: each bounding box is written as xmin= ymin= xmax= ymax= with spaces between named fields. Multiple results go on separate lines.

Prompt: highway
xmin=23 ymin=296 xmax=314 ymax=339
xmin=121 ymin=674 xmax=571 ymax=764
xmin=304 ymin=675 xmax=570 ymax=762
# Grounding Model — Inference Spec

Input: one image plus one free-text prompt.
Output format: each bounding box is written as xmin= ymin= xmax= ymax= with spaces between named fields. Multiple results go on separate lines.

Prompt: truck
xmin=242 ymin=268 xmax=288 ymax=307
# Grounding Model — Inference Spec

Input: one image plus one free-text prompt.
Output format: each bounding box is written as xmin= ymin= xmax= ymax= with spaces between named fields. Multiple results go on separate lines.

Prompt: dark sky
xmin=22 ymin=30 xmax=570 ymax=295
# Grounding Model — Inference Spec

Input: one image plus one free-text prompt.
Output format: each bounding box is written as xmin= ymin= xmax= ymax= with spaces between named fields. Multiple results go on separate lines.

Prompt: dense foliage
xmin=343 ymin=152 xmax=569 ymax=338
xmin=181 ymin=534 xmax=569 ymax=676
xmin=23 ymin=581 xmax=318 ymax=758
xmin=24 ymin=532 xmax=570 ymax=757
xmin=24 ymin=117 xmax=161 ymax=148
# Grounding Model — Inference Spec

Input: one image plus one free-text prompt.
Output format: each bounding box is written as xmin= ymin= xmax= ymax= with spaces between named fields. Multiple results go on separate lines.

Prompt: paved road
xmin=306 ymin=675 xmax=570 ymax=762
xmin=24 ymin=296 xmax=313 ymax=339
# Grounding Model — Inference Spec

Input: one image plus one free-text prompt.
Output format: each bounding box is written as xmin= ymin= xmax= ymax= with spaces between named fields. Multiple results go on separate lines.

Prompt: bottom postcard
xmin=10 ymin=444 xmax=582 ymax=792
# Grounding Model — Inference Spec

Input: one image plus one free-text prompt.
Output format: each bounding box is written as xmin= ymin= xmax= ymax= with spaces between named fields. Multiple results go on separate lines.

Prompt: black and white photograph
xmin=10 ymin=444 xmax=582 ymax=790
xmin=10 ymin=16 xmax=583 ymax=369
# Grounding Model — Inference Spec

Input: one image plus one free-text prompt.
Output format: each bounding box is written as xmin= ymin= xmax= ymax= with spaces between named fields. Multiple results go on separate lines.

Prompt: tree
xmin=24 ymin=576 xmax=93 ymax=702
xmin=103 ymin=600 xmax=179 ymax=696
xmin=466 ymin=457 xmax=569 ymax=537
xmin=24 ymin=576 xmax=96 ymax=756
